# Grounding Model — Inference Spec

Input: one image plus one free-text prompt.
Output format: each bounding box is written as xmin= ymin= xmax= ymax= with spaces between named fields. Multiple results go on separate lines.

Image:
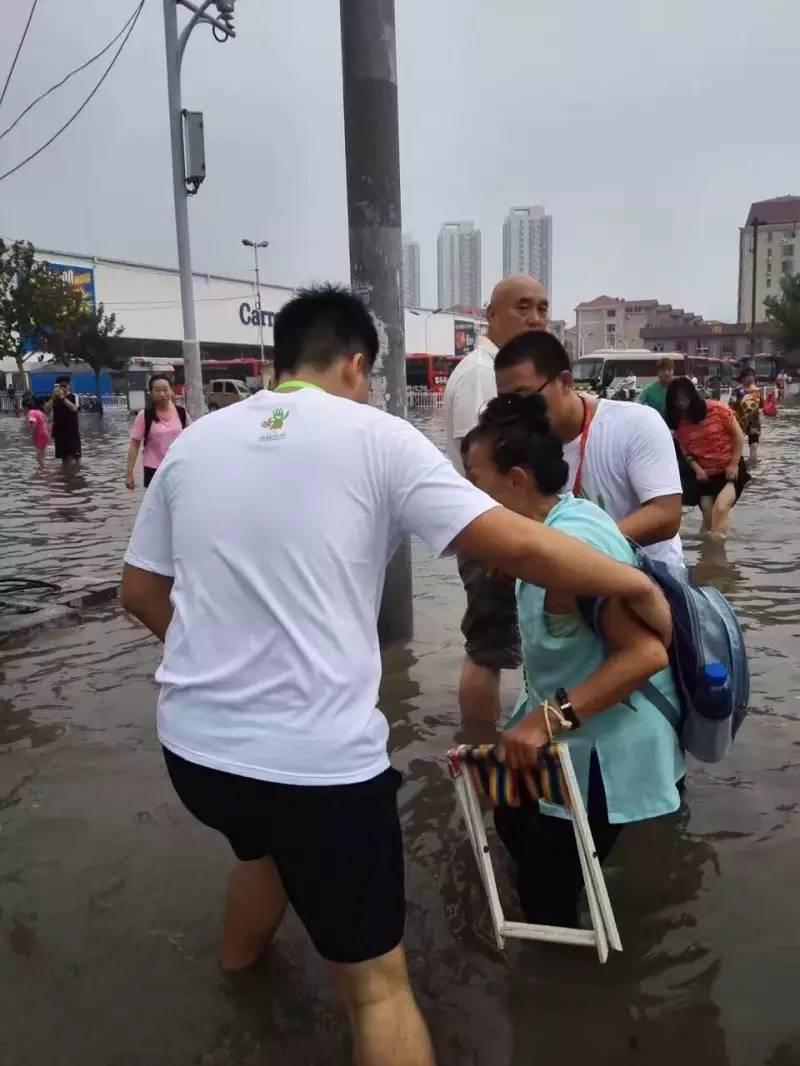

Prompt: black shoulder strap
xmin=177 ymin=405 xmax=187 ymax=427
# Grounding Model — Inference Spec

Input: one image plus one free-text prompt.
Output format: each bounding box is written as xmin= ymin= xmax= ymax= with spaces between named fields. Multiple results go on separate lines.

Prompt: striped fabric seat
xmin=447 ymin=744 xmax=570 ymax=809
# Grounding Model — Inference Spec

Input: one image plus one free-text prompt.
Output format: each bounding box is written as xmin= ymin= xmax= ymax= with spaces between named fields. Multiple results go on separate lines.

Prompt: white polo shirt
xmin=444 ymin=335 xmax=499 ymax=473
xmin=124 ymin=388 xmax=497 ymax=786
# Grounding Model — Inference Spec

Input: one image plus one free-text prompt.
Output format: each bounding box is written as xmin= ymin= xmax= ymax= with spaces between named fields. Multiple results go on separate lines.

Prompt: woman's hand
xmin=693 ymin=463 xmax=709 ymax=483
xmin=724 ymin=462 xmax=739 ymax=482
xmin=125 ymin=473 xmax=135 ymax=491
xmin=497 ymin=704 xmax=552 ymax=769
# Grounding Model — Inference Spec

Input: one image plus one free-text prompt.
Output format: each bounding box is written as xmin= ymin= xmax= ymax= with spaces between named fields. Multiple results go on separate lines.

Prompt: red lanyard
xmin=572 ymin=397 xmax=596 ymax=498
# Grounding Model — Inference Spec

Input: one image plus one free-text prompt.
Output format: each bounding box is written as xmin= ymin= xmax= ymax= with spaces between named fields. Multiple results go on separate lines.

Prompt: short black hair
xmin=462 ymin=392 xmax=569 ymax=495
xmin=494 ymin=330 xmax=571 ymax=381
xmin=739 ymin=365 xmax=755 ymax=381
xmin=55 ymin=375 xmax=71 ymax=385
xmin=665 ymin=376 xmax=707 ymax=428
xmin=273 ymin=284 xmax=379 ymax=378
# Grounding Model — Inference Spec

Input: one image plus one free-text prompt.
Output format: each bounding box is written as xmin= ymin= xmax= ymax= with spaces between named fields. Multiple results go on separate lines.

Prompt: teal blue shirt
xmin=508 ymin=494 xmax=684 ymax=824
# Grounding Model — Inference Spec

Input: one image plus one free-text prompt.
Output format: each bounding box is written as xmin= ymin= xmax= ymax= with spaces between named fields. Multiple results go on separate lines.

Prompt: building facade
xmin=737 ymin=196 xmax=800 ymax=326
xmin=16 ymin=247 xmax=484 ymax=367
xmin=502 ymin=205 xmax=552 ymax=299
xmin=641 ymin=321 xmax=779 ymax=364
xmin=437 ymin=221 xmax=482 ymax=310
xmin=574 ymin=295 xmax=703 ymax=356
xmin=402 ymin=236 xmax=421 ymax=308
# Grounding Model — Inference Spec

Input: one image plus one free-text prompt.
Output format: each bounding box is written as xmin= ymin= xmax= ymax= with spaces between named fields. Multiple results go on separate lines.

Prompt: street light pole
xmin=340 ymin=0 xmax=412 ymax=643
xmin=242 ymin=238 xmax=269 ymax=364
xmin=162 ymin=0 xmax=236 ymax=420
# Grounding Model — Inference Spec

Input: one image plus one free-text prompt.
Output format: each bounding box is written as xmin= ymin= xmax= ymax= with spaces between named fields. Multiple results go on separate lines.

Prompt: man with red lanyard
xmin=495 ymin=331 xmax=684 ymax=567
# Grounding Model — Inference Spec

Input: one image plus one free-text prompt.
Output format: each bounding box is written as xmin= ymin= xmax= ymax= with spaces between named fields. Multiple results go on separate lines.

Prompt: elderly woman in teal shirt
xmin=462 ymin=392 xmax=684 ymax=928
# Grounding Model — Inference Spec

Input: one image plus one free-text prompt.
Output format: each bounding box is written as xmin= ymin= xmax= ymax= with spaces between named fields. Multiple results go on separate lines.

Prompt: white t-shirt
xmin=444 ymin=335 xmax=499 ymax=473
xmin=124 ymin=388 xmax=496 ymax=786
xmin=561 ymin=399 xmax=684 ymax=566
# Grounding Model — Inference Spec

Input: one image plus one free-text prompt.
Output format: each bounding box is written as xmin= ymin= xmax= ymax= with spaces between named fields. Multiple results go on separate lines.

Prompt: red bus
xmin=406 ymin=354 xmax=460 ymax=392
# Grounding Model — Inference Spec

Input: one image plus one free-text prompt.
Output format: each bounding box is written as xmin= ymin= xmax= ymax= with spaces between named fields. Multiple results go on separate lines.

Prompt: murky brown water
xmin=1 ymin=409 xmax=799 ymax=1066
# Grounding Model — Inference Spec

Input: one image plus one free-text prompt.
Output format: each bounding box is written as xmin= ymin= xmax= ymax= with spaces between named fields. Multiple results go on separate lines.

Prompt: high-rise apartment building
xmin=402 ymin=235 xmax=421 ymax=308
xmin=737 ymin=196 xmax=800 ymax=325
xmin=503 ymin=205 xmax=553 ymax=299
xmin=437 ymin=221 xmax=481 ymax=310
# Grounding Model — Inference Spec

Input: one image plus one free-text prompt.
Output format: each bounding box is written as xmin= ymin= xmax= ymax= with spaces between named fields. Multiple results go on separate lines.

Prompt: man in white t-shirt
xmin=494 ymin=330 xmax=684 ymax=567
xmin=121 ymin=286 xmax=670 ymax=1066
xmin=444 ymin=276 xmax=550 ymax=725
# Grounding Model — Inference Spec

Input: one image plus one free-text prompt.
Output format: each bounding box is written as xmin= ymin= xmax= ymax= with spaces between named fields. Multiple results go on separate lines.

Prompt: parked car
xmin=204 ymin=378 xmax=250 ymax=410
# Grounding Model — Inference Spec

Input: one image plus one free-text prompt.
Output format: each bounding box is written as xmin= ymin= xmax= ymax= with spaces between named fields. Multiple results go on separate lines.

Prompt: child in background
xmin=27 ymin=408 xmax=50 ymax=467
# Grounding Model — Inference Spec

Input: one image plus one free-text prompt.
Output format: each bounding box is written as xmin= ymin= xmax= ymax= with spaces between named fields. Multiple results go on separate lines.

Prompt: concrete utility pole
xmin=340 ymin=0 xmax=412 ymax=643
xmin=162 ymin=0 xmax=236 ymax=421
xmin=242 ymin=238 xmax=269 ymax=364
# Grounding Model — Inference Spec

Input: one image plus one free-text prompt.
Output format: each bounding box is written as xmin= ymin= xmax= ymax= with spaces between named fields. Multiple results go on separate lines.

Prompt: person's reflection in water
xmin=690 ymin=536 xmax=742 ymax=598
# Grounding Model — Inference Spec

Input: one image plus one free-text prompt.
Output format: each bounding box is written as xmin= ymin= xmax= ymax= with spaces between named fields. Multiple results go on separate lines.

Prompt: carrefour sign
xmin=239 ymin=302 xmax=275 ymax=328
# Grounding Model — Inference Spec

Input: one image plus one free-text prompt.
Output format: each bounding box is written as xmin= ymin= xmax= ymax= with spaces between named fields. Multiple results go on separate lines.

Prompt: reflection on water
xmin=1 ymin=409 xmax=800 ymax=1066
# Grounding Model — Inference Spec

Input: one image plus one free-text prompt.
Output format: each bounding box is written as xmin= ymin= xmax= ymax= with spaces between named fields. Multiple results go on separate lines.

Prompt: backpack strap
xmin=177 ymin=405 xmax=187 ymax=428
xmin=639 ymin=680 xmax=682 ymax=734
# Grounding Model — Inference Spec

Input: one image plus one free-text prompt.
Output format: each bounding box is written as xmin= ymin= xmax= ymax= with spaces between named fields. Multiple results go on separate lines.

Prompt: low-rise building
xmin=574 ymin=295 xmax=704 ymax=355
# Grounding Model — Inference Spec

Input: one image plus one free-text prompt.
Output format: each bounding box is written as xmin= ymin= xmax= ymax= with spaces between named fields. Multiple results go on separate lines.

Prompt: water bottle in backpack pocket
xmin=634 ymin=555 xmax=750 ymax=763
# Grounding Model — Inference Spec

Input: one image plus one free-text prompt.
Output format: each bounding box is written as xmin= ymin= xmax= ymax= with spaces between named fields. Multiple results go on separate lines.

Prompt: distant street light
xmin=410 ymin=306 xmax=443 ymax=354
xmin=242 ymin=239 xmax=269 ymax=363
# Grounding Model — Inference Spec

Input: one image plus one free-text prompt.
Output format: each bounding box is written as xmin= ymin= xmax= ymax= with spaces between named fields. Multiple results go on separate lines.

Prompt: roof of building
xmin=575 ymin=295 xmax=624 ymax=309
xmin=745 ymin=196 xmax=800 ymax=227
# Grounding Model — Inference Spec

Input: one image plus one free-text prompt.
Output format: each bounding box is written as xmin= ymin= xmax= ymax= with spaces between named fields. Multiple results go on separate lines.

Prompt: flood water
xmin=1 ymin=408 xmax=799 ymax=1066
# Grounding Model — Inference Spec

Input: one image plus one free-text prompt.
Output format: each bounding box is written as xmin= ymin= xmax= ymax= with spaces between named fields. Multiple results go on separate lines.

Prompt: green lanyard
xmin=274 ymin=379 xmax=324 ymax=394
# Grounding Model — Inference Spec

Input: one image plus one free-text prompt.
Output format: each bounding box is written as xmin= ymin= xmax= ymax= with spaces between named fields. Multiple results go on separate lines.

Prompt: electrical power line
xmin=0 ymin=0 xmax=146 ymax=185
xmin=0 ymin=0 xmax=40 ymax=111
xmin=0 ymin=0 xmax=143 ymax=144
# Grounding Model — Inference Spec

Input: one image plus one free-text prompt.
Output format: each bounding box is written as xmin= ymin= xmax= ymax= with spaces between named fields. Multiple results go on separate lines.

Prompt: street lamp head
xmin=242 ymin=238 xmax=254 ymax=247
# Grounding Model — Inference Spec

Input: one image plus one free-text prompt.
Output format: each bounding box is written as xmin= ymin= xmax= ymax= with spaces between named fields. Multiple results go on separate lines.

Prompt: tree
xmin=764 ymin=273 xmax=800 ymax=357
xmin=59 ymin=303 xmax=127 ymax=413
xmin=0 ymin=238 xmax=84 ymax=387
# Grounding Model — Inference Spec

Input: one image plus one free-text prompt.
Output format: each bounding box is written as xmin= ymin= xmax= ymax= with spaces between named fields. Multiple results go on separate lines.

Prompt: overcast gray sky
xmin=1 ymin=0 xmax=798 ymax=323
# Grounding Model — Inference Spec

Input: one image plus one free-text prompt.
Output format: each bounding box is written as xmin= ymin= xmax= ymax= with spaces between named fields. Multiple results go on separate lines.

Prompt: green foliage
xmin=0 ymin=238 xmax=84 ymax=382
xmin=59 ymin=303 xmax=127 ymax=406
xmin=764 ymin=273 xmax=800 ymax=355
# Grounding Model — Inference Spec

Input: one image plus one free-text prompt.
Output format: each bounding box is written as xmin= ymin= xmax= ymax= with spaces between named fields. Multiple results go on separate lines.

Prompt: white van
xmin=572 ymin=349 xmax=686 ymax=400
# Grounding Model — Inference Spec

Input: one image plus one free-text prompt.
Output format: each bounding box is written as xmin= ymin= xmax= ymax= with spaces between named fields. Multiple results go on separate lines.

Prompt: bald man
xmin=444 ymin=275 xmax=550 ymax=723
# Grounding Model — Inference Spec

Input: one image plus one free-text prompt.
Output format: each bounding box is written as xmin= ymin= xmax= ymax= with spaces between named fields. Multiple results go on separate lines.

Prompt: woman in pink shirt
xmin=126 ymin=375 xmax=190 ymax=489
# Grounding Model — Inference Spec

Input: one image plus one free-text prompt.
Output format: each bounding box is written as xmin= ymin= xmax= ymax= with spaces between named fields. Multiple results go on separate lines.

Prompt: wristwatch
xmin=555 ymin=688 xmax=581 ymax=731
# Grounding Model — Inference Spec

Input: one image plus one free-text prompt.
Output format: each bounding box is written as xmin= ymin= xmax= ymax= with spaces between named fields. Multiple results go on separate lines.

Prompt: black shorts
xmin=457 ymin=555 xmax=521 ymax=671
xmin=747 ymin=431 xmax=760 ymax=445
xmin=682 ymin=457 xmax=750 ymax=508
xmin=143 ymin=466 xmax=157 ymax=487
xmin=163 ymin=748 xmax=405 ymax=964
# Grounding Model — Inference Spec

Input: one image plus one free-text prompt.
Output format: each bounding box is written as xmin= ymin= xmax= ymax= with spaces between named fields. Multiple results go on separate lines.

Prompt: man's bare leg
xmin=220 ymin=857 xmax=288 ymax=972
xmin=748 ymin=440 xmax=759 ymax=467
xmin=458 ymin=656 xmax=501 ymax=724
xmin=330 ymin=944 xmax=435 ymax=1066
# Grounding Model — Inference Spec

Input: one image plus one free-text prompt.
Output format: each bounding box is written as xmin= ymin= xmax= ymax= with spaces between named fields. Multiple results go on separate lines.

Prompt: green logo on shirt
xmin=260 ymin=407 xmax=290 ymax=441
xmin=266 ymin=408 xmax=290 ymax=431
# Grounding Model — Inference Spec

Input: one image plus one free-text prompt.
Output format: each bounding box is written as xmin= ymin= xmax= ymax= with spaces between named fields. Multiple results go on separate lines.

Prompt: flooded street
xmin=1 ymin=408 xmax=799 ymax=1066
